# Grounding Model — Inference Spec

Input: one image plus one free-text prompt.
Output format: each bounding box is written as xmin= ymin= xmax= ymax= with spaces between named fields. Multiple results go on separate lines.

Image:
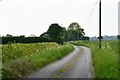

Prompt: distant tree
xmin=47 ymin=23 xmax=61 ymax=39
xmin=20 ymin=35 xmax=25 ymax=37
xmin=40 ymin=32 xmax=48 ymax=38
xmin=29 ymin=34 xmax=36 ymax=37
xmin=0 ymin=35 xmax=1 ymax=44
xmin=117 ymin=35 xmax=120 ymax=40
xmin=6 ymin=34 xmax=12 ymax=37
xmin=47 ymin=23 xmax=65 ymax=44
xmin=67 ymin=22 xmax=85 ymax=41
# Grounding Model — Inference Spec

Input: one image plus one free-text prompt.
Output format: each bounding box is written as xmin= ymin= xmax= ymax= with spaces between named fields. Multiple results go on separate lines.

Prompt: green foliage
xmin=2 ymin=42 xmax=73 ymax=78
xmin=2 ymin=36 xmax=51 ymax=44
xmin=66 ymin=22 xmax=85 ymax=41
xmin=2 ymin=22 xmax=88 ymax=44
xmin=47 ymin=23 xmax=63 ymax=40
xmin=2 ymin=42 xmax=59 ymax=63
xmin=117 ymin=35 xmax=120 ymax=40
xmin=40 ymin=32 xmax=48 ymax=38
xmin=45 ymin=23 xmax=66 ymax=44
xmin=71 ymin=40 xmax=118 ymax=78
xmin=40 ymin=22 xmax=88 ymax=44
xmin=56 ymin=36 xmax=64 ymax=44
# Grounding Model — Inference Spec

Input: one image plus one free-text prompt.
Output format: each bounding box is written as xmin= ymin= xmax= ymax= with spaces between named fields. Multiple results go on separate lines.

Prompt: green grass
xmin=2 ymin=42 xmax=73 ymax=78
xmin=2 ymin=42 xmax=59 ymax=63
xmin=0 ymin=44 xmax=2 ymax=78
xmin=71 ymin=40 xmax=118 ymax=78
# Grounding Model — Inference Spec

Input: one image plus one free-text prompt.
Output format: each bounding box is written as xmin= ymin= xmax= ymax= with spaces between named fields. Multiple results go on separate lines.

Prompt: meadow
xmin=2 ymin=42 xmax=73 ymax=78
xmin=71 ymin=40 xmax=118 ymax=78
xmin=0 ymin=44 xmax=2 ymax=78
xmin=1 ymin=40 xmax=119 ymax=78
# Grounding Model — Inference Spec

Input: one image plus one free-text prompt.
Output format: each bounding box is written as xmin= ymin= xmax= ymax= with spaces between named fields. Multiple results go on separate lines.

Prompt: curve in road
xmin=27 ymin=46 xmax=94 ymax=78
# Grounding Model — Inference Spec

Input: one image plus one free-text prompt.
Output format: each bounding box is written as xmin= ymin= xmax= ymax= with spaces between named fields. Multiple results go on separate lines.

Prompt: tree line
xmin=1 ymin=22 xmax=90 ymax=44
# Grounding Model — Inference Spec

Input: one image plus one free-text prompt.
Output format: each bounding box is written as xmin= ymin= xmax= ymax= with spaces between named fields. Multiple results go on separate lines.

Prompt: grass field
xmin=2 ymin=42 xmax=73 ymax=78
xmin=0 ymin=44 xmax=2 ymax=78
xmin=71 ymin=40 xmax=118 ymax=78
xmin=1 ymin=40 xmax=119 ymax=78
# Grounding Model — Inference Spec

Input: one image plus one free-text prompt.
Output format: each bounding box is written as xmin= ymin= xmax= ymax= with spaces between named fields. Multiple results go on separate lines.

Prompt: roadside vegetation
xmin=2 ymin=42 xmax=73 ymax=78
xmin=1 ymin=21 xmax=119 ymax=78
xmin=71 ymin=40 xmax=118 ymax=78
xmin=0 ymin=44 xmax=2 ymax=78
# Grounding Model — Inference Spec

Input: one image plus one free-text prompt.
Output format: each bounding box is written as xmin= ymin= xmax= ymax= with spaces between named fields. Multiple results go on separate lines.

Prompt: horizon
xmin=0 ymin=34 xmax=118 ymax=38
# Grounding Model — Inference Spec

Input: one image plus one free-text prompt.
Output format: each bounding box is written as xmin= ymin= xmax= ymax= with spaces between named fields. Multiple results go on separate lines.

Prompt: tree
xmin=29 ymin=34 xmax=36 ymax=37
xmin=47 ymin=23 xmax=65 ymax=44
xmin=20 ymin=35 xmax=25 ymax=38
xmin=67 ymin=22 xmax=85 ymax=41
xmin=6 ymin=34 xmax=12 ymax=37
xmin=40 ymin=32 xmax=48 ymax=38
xmin=47 ymin=23 xmax=61 ymax=40
xmin=117 ymin=35 xmax=120 ymax=40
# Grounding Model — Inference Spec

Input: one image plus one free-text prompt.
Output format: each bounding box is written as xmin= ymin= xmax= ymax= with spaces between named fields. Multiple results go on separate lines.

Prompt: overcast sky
xmin=0 ymin=0 xmax=119 ymax=37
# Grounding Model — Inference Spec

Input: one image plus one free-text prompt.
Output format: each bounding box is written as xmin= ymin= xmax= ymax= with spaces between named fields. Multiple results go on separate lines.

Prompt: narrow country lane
xmin=27 ymin=46 xmax=94 ymax=78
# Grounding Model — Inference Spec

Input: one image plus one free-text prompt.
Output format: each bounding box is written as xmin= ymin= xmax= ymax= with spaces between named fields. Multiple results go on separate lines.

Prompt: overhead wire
xmin=82 ymin=1 xmax=98 ymax=27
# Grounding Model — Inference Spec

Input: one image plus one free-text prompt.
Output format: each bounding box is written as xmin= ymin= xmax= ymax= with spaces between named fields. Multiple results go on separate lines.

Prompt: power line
xmin=83 ymin=1 xmax=98 ymax=27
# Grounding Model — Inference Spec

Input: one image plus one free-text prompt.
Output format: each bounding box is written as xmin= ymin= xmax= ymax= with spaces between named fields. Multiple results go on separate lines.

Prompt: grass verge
xmin=71 ymin=40 xmax=118 ymax=78
xmin=2 ymin=42 xmax=73 ymax=78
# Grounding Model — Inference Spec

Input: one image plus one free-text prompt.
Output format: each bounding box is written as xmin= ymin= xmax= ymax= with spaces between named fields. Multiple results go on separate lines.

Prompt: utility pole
xmin=99 ymin=0 xmax=102 ymax=49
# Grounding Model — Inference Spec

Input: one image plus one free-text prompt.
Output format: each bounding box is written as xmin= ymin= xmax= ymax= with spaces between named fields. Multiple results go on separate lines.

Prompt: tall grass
xmin=0 ymin=44 xmax=2 ymax=78
xmin=71 ymin=40 xmax=118 ymax=78
xmin=2 ymin=42 xmax=73 ymax=78
xmin=2 ymin=42 xmax=59 ymax=63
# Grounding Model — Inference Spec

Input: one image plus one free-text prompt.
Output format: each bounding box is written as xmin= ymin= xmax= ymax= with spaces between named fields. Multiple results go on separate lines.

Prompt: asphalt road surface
xmin=27 ymin=46 xmax=94 ymax=78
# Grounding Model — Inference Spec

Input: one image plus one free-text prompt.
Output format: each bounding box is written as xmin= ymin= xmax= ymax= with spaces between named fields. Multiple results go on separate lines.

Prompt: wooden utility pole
xmin=99 ymin=0 xmax=102 ymax=49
